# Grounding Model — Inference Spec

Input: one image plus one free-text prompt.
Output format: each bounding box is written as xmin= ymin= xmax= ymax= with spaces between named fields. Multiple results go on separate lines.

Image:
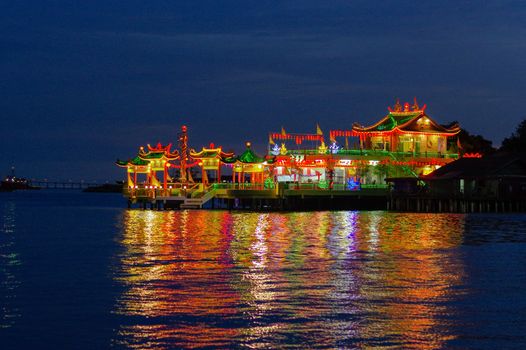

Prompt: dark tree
xmin=458 ymin=129 xmax=495 ymax=155
xmin=445 ymin=121 xmax=495 ymax=155
xmin=500 ymin=119 xmax=526 ymax=153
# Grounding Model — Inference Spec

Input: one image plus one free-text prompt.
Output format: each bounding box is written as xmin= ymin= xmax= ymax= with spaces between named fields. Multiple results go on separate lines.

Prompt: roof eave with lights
xmin=352 ymin=100 xmax=460 ymax=136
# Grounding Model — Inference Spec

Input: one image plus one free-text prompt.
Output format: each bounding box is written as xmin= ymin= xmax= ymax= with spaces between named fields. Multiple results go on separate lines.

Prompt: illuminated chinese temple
xmin=269 ymin=99 xmax=460 ymax=188
xmin=351 ymin=98 xmax=460 ymax=156
xmin=116 ymin=100 xmax=462 ymax=209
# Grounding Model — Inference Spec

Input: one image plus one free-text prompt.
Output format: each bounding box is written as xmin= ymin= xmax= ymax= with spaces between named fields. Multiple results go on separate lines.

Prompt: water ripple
xmin=0 ymin=201 xmax=21 ymax=329
xmin=111 ymin=210 xmax=524 ymax=349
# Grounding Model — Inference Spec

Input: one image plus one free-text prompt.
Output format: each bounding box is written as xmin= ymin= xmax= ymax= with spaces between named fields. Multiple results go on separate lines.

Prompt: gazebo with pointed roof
xmin=138 ymin=143 xmax=179 ymax=162
xmin=139 ymin=143 xmax=179 ymax=188
xmin=224 ymin=142 xmax=275 ymax=186
xmin=116 ymin=156 xmax=151 ymax=188
xmin=117 ymin=142 xmax=179 ymax=189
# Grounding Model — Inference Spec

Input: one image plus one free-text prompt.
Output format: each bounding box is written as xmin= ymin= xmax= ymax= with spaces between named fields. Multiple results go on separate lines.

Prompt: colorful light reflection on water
xmin=113 ymin=211 xmax=468 ymax=349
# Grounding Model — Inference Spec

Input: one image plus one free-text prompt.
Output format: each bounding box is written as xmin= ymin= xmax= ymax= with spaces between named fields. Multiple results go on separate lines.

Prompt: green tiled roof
xmin=196 ymin=150 xmax=220 ymax=158
xmin=116 ymin=156 xmax=150 ymax=166
xmin=139 ymin=152 xmax=164 ymax=160
xmin=221 ymin=146 xmax=276 ymax=164
xmin=373 ymin=113 xmax=420 ymax=131
xmin=238 ymin=148 xmax=266 ymax=163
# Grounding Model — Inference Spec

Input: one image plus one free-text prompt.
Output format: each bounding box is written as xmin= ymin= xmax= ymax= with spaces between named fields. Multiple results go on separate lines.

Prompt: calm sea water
xmin=1 ymin=191 xmax=525 ymax=349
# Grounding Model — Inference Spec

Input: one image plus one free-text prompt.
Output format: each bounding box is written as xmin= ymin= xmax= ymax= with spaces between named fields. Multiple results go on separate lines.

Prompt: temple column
xmin=217 ymin=166 xmax=221 ymax=184
xmin=163 ymin=164 xmax=167 ymax=189
xmin=151 ymin=171 xmax=157 ymax=187
xmin=127 ymin=172 xmax=133 ymax=187
xmin=425 ymin=135 xmax=429 ymax=156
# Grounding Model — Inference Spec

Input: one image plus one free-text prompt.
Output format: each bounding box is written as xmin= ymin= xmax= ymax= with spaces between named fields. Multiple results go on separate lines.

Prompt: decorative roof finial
xmin=394 ymin=98 xmax=402 ymax=112
xmin=412 ymin=97 xmax=420 ymax=111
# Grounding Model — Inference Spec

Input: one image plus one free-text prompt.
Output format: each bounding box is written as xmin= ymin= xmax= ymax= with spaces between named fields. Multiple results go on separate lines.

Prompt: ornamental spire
xmin=412 ymin=97 xmax=420 ymax=111
xmin=387 ymin=98 xmax=426 ymax=113
xmin=394 ymin=98 xmax=402 ymax=112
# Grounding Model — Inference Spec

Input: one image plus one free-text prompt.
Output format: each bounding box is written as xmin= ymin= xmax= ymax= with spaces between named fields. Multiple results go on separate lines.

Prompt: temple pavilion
xmin=268 ymin=99 xmax=461 ymax=189
xmin=116 ymin=143 xmax=179 ymax=189
xmin=350 ymin=99 xmax=460 ymax=154
xmin=189 ymin=144 xmax=234 ymax=185
xmin=223 ymin=142 xmax=276 ymax=187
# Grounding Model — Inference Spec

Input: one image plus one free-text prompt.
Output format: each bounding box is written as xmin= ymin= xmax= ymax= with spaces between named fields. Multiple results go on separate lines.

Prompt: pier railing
xmin=212 ymin=183 xmax=268 ymax=190
xmin=124 ymin=182 xmax=201 ymax=198
xmin=285 ymin=149 xmax=459 ymax=159
xmin=285 ymin=183 xmax=388 ymax=191
xmin=125 ymin=181 xmax=389 ymax=198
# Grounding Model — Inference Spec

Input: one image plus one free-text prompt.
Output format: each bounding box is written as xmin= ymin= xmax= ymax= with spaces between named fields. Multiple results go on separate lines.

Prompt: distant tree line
xmin=448 ymin=118 xmax=526 ymax=155
xmin=500 ymin=120 xmax=526 ymax=153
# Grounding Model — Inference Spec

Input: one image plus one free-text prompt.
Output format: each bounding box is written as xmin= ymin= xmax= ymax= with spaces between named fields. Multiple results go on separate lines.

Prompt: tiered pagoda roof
xmin=117 ymin=142 xmax=179 ymax=168
xmin=190 ymin=144 xmax=235 ymax=160
xmin=138 ymin=142 xmax=179 ymax=160
xmin=352 ymin=99 xmax=460 ymax=135
xmin=116 ymin=156 xmax=150 ymax=167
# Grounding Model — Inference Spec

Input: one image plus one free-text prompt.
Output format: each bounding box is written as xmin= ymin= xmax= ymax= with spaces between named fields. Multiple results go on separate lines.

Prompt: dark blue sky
xmin=2 ymin=1 xmax=526 ymax=180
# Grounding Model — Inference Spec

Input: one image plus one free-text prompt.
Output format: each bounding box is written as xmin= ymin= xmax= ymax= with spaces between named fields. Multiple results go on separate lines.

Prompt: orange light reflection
xmin=113 ymin=210 xmax=466 ymax=349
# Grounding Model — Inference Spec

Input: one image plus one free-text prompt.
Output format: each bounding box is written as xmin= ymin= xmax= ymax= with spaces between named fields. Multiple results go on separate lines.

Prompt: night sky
xmin=2 ymin=1 xmax=526 ymax=181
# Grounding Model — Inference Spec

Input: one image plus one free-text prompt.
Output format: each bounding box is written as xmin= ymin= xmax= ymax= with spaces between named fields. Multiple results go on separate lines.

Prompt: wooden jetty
xmin=387 ymin=153 xmax=526 ymax=213
xmin=125 ymin=182 xmax=389 ymax=211
xmin=388 ymin=195 xmax=526 ymax=213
